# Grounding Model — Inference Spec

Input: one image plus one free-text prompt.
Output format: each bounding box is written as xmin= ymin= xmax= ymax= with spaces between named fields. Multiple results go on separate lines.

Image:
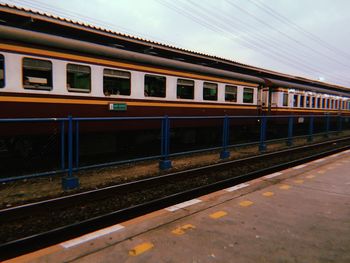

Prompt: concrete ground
xmin=7 ymin=150 xmax=350 ymax=263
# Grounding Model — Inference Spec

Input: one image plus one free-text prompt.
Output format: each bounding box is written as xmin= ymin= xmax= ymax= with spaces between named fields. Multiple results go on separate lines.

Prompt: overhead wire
xmin=158 ymin=0 xmax=349 ymax=85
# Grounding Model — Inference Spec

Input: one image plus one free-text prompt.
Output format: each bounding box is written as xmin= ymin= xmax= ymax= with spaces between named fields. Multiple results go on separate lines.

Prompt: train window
xmin=293 ymin=95 xmax=298 ymax=107
xmin=311 ymin=97 xmax=315 ymax=108
xmin=67 ymin=64 xmax=91 ymax=92
xmin=282 ymin=93 xmax=288 ymax=106
xmin=225 ymin=85 xmax=237 ymax=102
xmin=330 ymin=99 xmax=334 ymax=109
xmin=317 ymin=98 xmax=321 ymax=108
xmin=326 ymin=99 xmax=330 ymax=109
xmin=305 ymin=96 xmax=310 ymax=107
xmin=23 ymin=58 xmax=52 ymax=90
xmin=203 ymin=82 xmax=218 ymax=101
xmin=300 ymin=95 xmax=305 ymax=107
xmin=103 ymin=69 xmax=130 ymax=96
xmin=243 ymin=87 xmax=254 ymax=103
xmin=322 ymin=98 xmax=325 ymax=108
xmin=335 ymin=100 xmax=338 ymax=109
xmin=177 ymin=79 xmax=194 ymax=99
xmin=0 ymin=54 xmax=4 ymax=88
xmin=144 ymin=74 xmax=166 ymax=98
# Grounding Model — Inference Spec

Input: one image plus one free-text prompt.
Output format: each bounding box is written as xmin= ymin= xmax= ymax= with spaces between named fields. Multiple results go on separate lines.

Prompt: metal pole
xmin=60 ymin=121 xmax=65 ymax=170
xmin=287 ymin=116 xmax=293 ymax=146
xmin=259 ymin=116 xmax=267 ymax=152
xmin=75 ymin=120 xmax=79 ymax=169
xmin=159 ymin=115 xmax=172 ymax=170
xmin=62 ymin=115 xmax=79 ymax=190
xmin=220 ymin=115 xmax=230 ymax=159
xmin=308 ymin=115 xmax=314 ymax=142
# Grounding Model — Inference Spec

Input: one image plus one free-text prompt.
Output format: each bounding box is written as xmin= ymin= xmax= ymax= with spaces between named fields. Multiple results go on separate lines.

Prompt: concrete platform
xmin=7 ymin=150 xmax=350 ymax=263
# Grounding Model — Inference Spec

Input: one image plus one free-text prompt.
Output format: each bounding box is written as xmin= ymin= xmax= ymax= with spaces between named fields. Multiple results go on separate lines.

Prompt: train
xmin=0 ymin=3 xmax=350 ymax=162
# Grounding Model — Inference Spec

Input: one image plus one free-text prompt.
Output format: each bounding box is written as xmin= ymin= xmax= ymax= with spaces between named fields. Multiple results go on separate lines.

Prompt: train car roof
xmin=0 ymin=3 xmax=349 ymax=95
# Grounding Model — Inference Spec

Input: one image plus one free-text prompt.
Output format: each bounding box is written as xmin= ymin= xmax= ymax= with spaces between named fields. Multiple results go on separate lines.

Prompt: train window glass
xmin=326 ymin=99 xmax=330 ymax=109
xmin=144 ymin=74 xmax=166 ymax=98
xmin=305 ymin=96 xmax=310 ymax=107
xmin=311 ymin=97 xmax=315 ymax=108
xmin=225 ymin=85 xmax=237 ymax=102
xmin=0 ymin=54 xmax=4 ymax=88
xmin=317 ymin=98 xmax=321 ymax=108
xmin=203 ymin=82 xmax=218 ymax=101
xmin=335 ymin=100 xmax=338 ymax=109
xmin=282 ymin=93 xmax=288 ymax=106
xmin=293 ymin=95 xmax=298 ymax=107
xmin=23 ymin=58 xmax=52 ymax=90
xmin=67 ymin=64 xmax=91 ymax=92
xmin=322 ymin=98 xmax=325 ymax=108
xmin=177 ymin=79 xmax=194 ymax=99
xmin=103 ymin=69 xmax=130 ymax=96
xmin=331 ymin=99 xmax=334 ymax=109
xmin=300 ymin=95 xmax=305 ymax=107
xmin=243 ymin=87 xmax=254 ymax=103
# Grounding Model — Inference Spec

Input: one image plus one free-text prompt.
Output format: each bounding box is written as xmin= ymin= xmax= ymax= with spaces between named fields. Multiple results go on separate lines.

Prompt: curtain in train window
xmin=203 ymin=82 xmax=218 ymax=101
xmin=225 ymin=85 xmax=237 ymax=102
xmin=144 ymin=74 xmax=166 ymax=98
xmin=23 ymin=57 xmax=52 ymax=90
xmin=67 ymin=63 xmax=91 ymax=92
xmin=103 ymin=69 xmax=130 ymax=96
xmin=0 ymin=54 xmax=4 ymax=88
xmin=177 ymin=79 xmax=194 ymax=99
xmin=243 ymin=87 xmax=254 ymax=103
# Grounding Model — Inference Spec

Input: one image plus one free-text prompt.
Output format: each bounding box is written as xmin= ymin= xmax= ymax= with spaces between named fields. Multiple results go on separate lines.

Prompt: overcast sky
xmin=2 ymin=0 xmax=350 ymax=87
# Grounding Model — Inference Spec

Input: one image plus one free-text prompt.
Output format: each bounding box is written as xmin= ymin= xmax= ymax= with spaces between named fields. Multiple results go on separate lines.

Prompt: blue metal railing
xmin=0 ymin=114 xmax=348 ymax=189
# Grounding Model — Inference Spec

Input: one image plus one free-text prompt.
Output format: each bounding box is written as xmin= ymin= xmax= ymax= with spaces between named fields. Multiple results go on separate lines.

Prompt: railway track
xmin=1 ymin=137 xmax=350 ymax=260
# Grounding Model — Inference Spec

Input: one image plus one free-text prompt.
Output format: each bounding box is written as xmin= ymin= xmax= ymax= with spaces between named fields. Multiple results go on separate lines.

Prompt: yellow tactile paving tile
xmin=171 ymin=224 xmax=196 ymax=235
xmin=129 ymin=242 xmax=154 ymax=256
xmin=239 ymin=200 xmax=254 ymax=207
xmin=306 ymin=175 xmax=315 ymax=179
xmin=294 ymin=179 xmax=304 ymax=184
xmin=209 ymin=211 xmax=228 ymax=219
xmin=279 ymin=184 xmax=291 ymax=190
xmin=262 ymin=191 xmax=274 ymax=197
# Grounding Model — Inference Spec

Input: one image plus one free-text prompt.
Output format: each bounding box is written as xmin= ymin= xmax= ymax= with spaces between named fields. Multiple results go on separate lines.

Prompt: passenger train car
xmin=0 ymin=4 xmax=349 ymax=157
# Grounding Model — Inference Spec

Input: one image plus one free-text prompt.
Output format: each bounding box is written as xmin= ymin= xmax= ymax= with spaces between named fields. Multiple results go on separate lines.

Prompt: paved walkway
xmin=8 ymin=150 xmax=350 ymax=263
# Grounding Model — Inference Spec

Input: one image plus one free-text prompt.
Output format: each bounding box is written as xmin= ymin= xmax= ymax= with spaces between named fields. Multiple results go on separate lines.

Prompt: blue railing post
xmin=75 ymin=120 xmax=79 ymax=169
xmin=325 ymin=115 xmax=330 ymax=137
xmin=287 ymin=116 xmax=293 ymax=146
xmin=308 ymin=115 xmax=314 ymax=142
xmin=337 ymin=115 xmax=343 ymax=133
xmin=60 ymin=120 xmax=65 ymax=170
xmin=259 ymin=116 xmax=267 ymax=152
xmin=159 ymin=115 xmax=172 ymax=170
xmin=220 ymin=115 xmax=230 ymax=159
xmin=62 ymin=115 xmax=79 ymax=190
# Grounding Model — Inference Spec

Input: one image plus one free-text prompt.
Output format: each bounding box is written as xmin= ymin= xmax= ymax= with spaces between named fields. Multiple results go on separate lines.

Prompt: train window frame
xmin=23 ymin=57 xmax=53 ymax=91
xmin=243 ymin=87 xmax=254 ymax=103
xmin=225 ymin=85 xmax=237 ymax=102
xmin=203 ymin=82 xmax=218 ymax=101
xmin=293 ymin=95 xmax=298 ymax=107
xmin=282 ymin=93 xmax=288 ymax=107
xmin=177 ymin=78 xmax=194 ymax=100
xmin=67 ymin=63 xmax=91 ymax=93
xmin=300 ymin=95 xmax=305 ymax=107
xmin=144 ymin=74 xmax=166 ymax=98
xmin=103 ymin=68 xmax=131 ymax=96
xmin=0 ymin=54 xmax=4 ymax=88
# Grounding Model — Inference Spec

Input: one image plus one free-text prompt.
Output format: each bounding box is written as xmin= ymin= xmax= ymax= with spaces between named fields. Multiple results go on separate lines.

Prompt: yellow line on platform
xmin=129 ymin=242 xmax=154 ymax=256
